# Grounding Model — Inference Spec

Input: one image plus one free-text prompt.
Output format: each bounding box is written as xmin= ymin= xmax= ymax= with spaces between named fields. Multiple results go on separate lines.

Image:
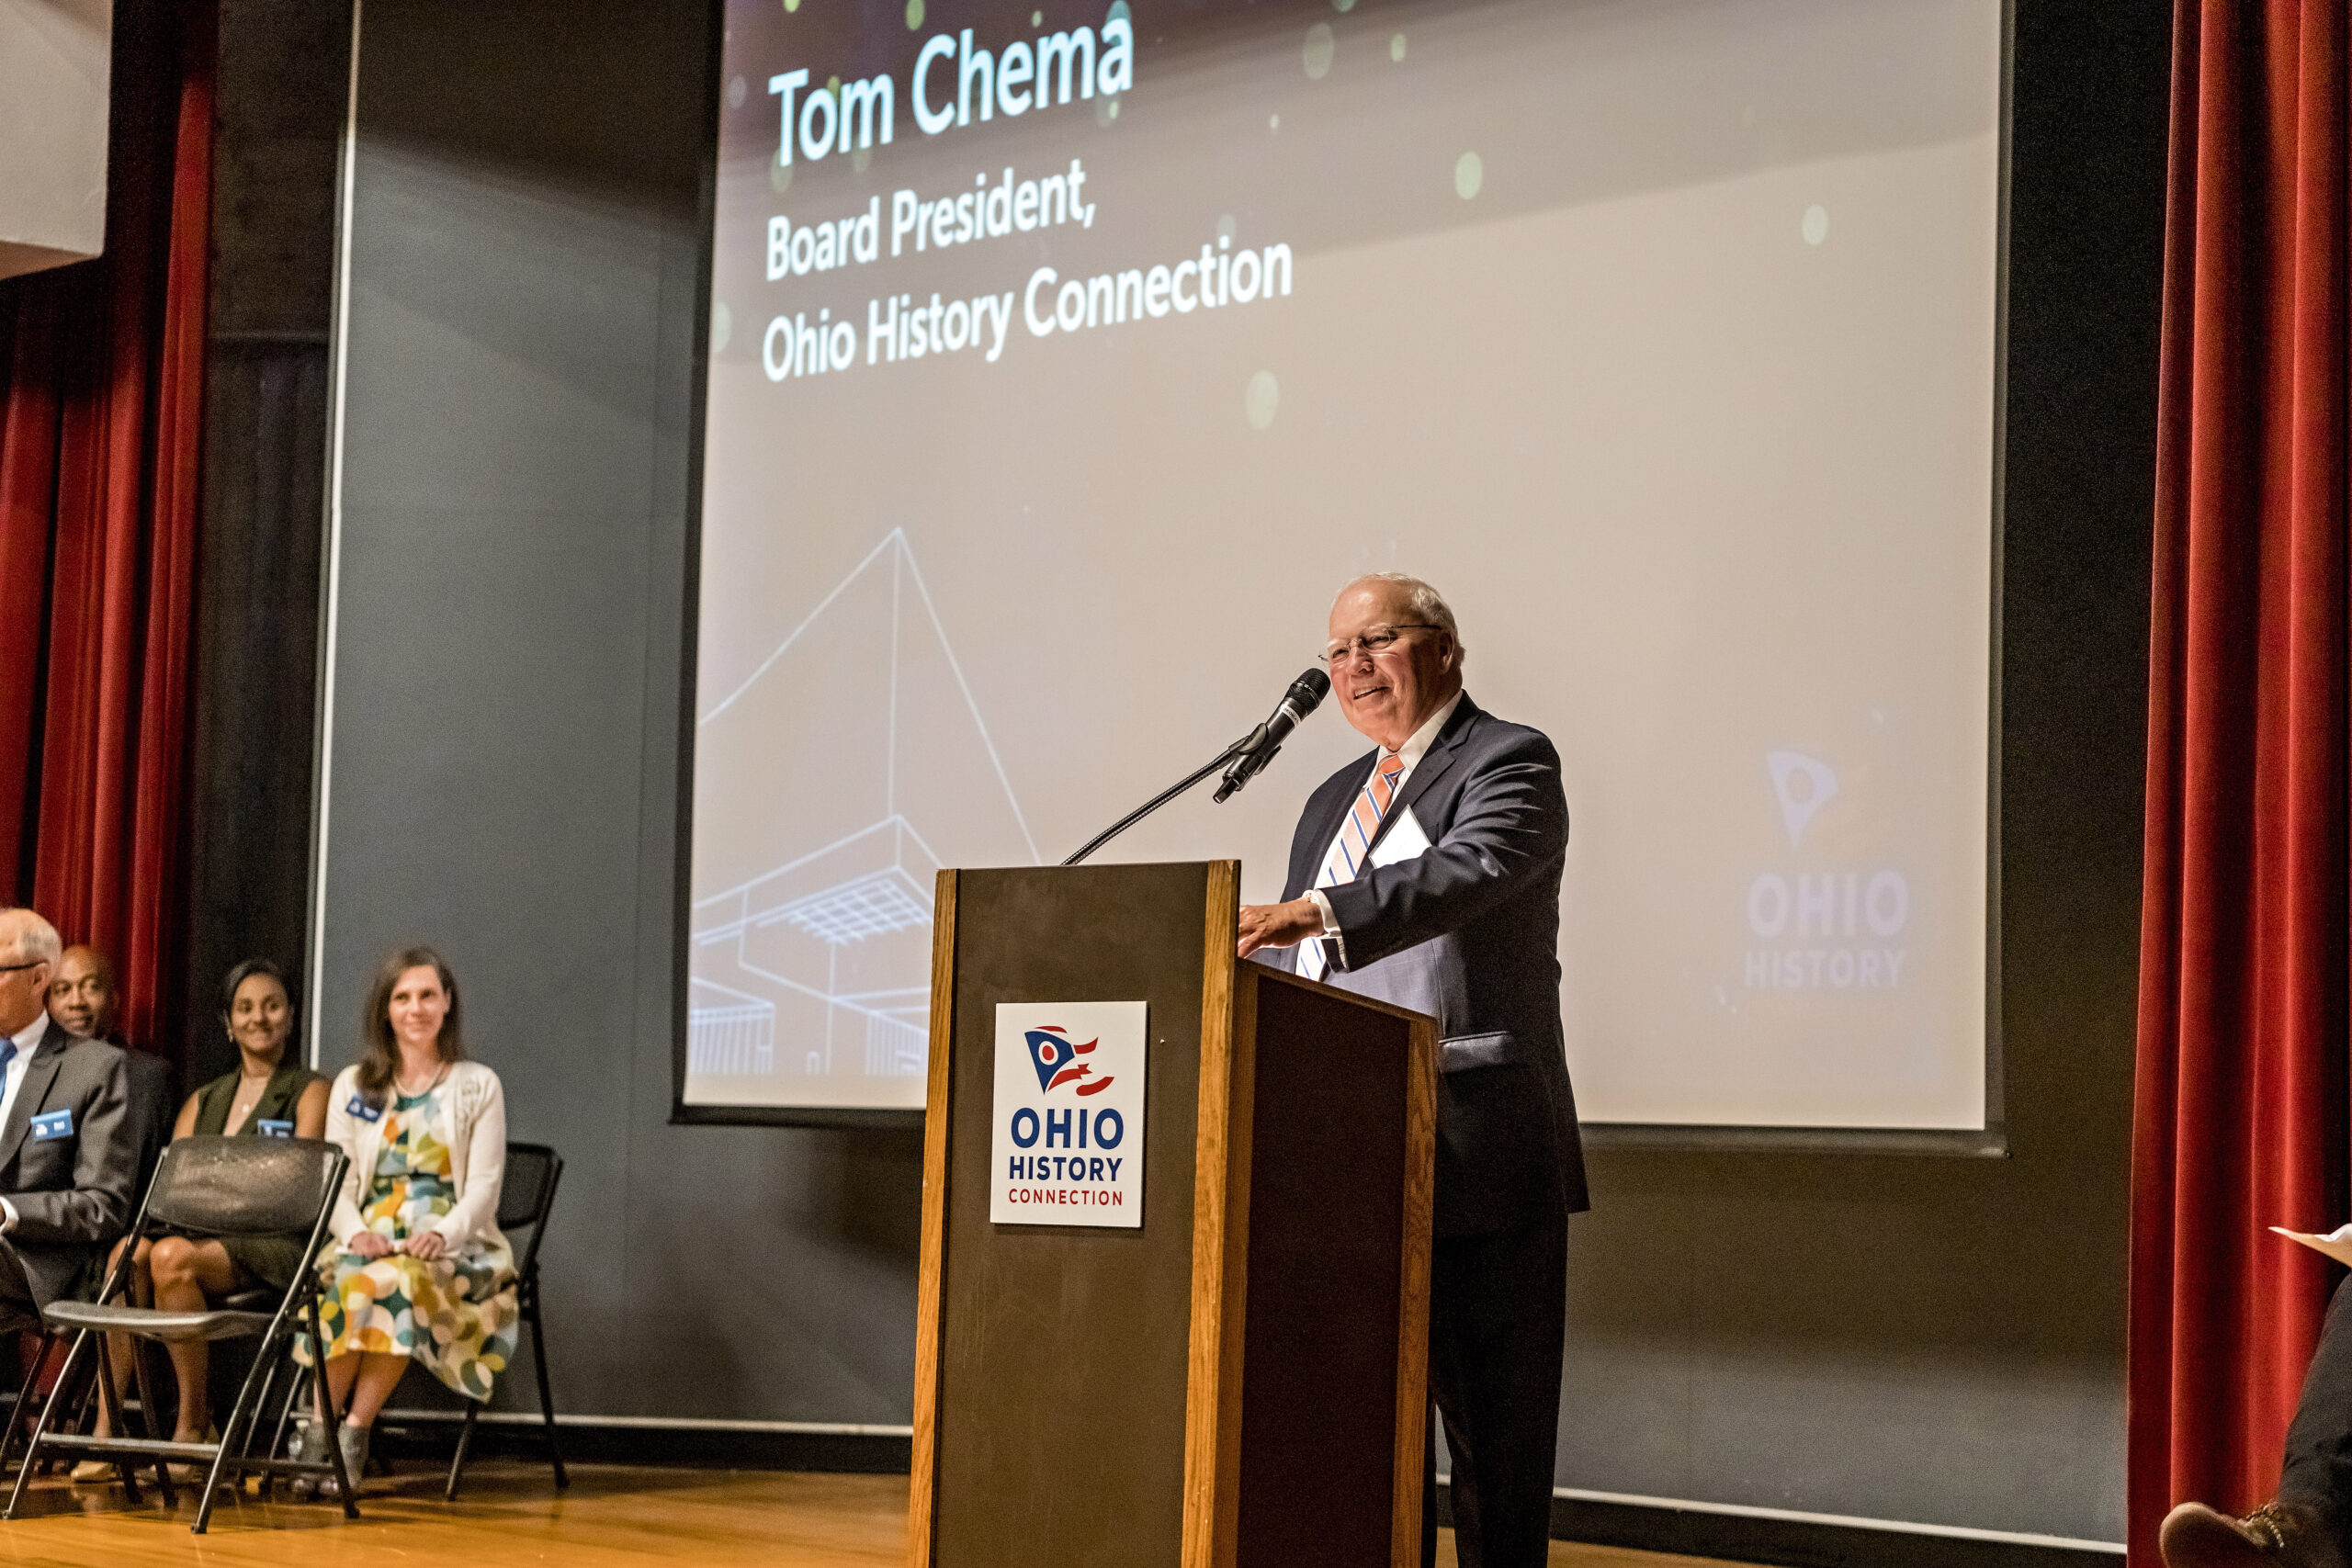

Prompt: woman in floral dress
xmin=294 ymin=947 xmax=515 ymax=1497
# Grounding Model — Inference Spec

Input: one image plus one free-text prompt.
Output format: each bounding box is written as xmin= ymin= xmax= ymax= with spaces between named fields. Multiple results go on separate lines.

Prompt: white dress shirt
xmin=0 ymin=1015 xmax=47 ymax=1232
xmin=1306 ymin=688 xmax=1466 ymax=940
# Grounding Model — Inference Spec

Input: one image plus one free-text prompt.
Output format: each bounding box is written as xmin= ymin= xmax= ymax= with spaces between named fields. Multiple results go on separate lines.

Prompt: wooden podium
xmin=910 ymin=861 xmax=1437 ymax=1568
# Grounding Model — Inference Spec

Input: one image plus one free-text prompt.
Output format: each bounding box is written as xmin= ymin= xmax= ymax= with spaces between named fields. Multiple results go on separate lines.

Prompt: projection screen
xmin=681 ymin=0 xmax=2004 ymax=1131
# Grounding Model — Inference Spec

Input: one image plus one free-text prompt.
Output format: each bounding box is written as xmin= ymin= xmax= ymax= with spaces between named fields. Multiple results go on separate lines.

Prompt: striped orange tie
xmin=1299 ymin=751 xmax=1405 ymax=980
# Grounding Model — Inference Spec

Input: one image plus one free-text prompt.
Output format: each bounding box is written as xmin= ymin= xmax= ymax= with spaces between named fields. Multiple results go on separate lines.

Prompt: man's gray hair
xmin=0 ymin=909 xmax=62 ymax=968
xmin=1351 ymin=571 xmax=1463 ymax=656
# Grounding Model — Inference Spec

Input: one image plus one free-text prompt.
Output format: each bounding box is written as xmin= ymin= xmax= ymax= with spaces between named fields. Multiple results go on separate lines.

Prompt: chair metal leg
xmin=44 ymin=1343 xmax=98 ymax=1479
xmin=308 ymin=1301 xmax=357 ymax=1519
xmin=89 ymin=1336 xmax=145 ymax=1505
xmin=0 ymin=1331 xmax=50 ymax=1479
xmin=124 ymin=1337 xmax=177 ymax=1511
xmin=528 ymin=1299 xmax=565 ymax=1489
xmin=257 ymin=1359 xmax=304 ymax=1501
xmin=6 ymin=1331 xmax=89 ymax=1519
xmin=444 ymin=1402 xmax=480 ymax=1502
xmin=239 ymin=1349 xmax=285 ymax=1498
xmin=195 ymin=1325 xmax=286 ymax=1534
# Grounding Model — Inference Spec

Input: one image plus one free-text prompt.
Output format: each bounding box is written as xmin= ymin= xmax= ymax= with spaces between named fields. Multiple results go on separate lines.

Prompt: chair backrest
xmin=497 ymin=1143 xmax=563 ymax=1266
xmin=141 ymin=1135 xmax=345 ymax=1238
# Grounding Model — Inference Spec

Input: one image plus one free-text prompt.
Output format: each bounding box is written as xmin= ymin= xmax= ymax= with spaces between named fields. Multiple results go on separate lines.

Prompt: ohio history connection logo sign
xmin=989 ymin=1001 xmax=1147 ymax=1228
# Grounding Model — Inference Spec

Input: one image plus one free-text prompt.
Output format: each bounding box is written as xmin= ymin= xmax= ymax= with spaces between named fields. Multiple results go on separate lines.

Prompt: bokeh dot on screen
xmin=905 ymin=0 xmax=924 ymax=30
xmin=770 ymin=154 xmax=793 ymax=196
xmin=711 ymin=302 xmax=732 ymax=355
xmin=1246 ymin=370 xmax=1280 ymax=432
xmin=1032 ymin=9 xmax=1043 ymax=23
xmin=727 ymin=75 xmax=747 ymax=109
xmin=1455 ymin=151 xmax=1484 ymax=200
xmin=1217 ymin=213 xmax=1237 ymax=243
xmin=1270 ymin=112 xmax=1281 ymax=131
xmin=783 ymin=0 xmax=797 ymax=11
xmin=1333 ymin=0 xmax=1356 ymax=10
xmin=1802 ymin=204 xmax=1830 ymax=245
xmin=1392 ymin=32 xmax=1407 ymax=62
xmin=1303 ymin=23 xmax=1334 ymax=79
xmin=1097 ymin=95 xmax=1121 ymax=126
xmin=853 ymin=146 xmax=873 ymax=175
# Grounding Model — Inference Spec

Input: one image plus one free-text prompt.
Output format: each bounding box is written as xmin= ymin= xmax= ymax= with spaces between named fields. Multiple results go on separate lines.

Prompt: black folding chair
xmin=446 ymin=1141 xmax=565 ymax=1500
xmin=3 ymin=1136 xmax=357 ymax=1531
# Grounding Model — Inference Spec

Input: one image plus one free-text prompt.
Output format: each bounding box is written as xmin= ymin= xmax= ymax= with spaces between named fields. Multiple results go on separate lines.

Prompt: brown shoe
xmin=2162 ymin=1501 xmax=2348 ymax=1568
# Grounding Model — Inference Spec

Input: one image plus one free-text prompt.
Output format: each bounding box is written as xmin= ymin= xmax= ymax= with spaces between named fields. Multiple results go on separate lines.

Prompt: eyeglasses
xmin=1323 ymin=625 xmax=1441 ymax=666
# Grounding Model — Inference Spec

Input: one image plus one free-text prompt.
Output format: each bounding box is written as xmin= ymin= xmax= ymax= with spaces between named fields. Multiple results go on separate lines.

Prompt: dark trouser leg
xmin=1427 ymin=1214 xmax=1569 ymax=1568
xmin=0 ymin=1242 xmax=38 ymax=1320
xmin=2280 ymin=1274 xmax=2352 ymax=1536
xmin=1422 ymin=1420 xmax=1440 ymax=1568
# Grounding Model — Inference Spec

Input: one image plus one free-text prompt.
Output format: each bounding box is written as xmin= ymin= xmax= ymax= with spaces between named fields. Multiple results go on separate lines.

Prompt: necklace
xmin=228 ymin=1066 xmax=272 ymax=1132
xmin=394 ymin=1061 xmax=448 ymax=1099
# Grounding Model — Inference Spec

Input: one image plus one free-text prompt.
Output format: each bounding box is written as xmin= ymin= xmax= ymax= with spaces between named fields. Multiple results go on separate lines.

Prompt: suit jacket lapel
xmin=1299 ymin=760 xmax=1371 ymax=888
xmin=1367 ymin=695 xmax=1479 ymax=855
xmin=0 ymin=1023 xmax=64 ymax=1175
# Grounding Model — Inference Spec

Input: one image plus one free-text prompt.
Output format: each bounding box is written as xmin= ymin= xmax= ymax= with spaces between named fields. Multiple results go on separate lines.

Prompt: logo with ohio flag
xmin=1023 ymin=1026 xmax=1116 ymax=1096
xmin=991 ymin=1001 xmax=1147 ymax=1230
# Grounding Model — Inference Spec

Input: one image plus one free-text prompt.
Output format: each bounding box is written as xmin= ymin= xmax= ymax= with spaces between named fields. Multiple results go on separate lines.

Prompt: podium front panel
xmin=1235 ymin=972 xmax=1419 ymax=1568
xmin=929 ymin=862 xmax=1216 ymax=1568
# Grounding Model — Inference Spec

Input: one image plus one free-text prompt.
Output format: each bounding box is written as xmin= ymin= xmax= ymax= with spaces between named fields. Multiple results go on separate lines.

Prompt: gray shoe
xmin=320 ymin=1423 xmax=368 ymax=1501
xmin=286 ymin=1418 xmax=328 ymax=1500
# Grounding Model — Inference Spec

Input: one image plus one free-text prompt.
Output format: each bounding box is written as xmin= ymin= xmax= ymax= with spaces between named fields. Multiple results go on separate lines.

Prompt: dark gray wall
xmin=186 ymin=0 xmax=348 ymax=1093
xmin=319 ymin=0 xmax=921 ymax=1433
xmin=313 ymin=0 xmax=2166 ymax=1542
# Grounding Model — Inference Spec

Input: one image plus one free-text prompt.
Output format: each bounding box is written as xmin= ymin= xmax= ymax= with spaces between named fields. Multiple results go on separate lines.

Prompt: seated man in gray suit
xmin=1238 ymin=574 xmax=1583 ymax=1568
xmin=0 ymin=909 xmax=137 ymax=1316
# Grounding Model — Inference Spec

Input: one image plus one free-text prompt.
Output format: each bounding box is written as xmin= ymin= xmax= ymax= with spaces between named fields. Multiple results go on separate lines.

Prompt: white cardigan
xmin=322 ymin=1059 xmax=509 ymax=1256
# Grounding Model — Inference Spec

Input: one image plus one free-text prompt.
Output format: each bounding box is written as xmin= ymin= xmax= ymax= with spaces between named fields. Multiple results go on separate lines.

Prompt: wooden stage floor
xmin=0 ymin=1461 xmax=1738 ymax=1567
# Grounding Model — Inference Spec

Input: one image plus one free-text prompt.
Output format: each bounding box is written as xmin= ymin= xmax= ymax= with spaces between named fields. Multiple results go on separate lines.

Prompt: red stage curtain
xmin=0 ymin=0 xmax=214 ymax=1059
xmin=2131 ymin=1 xmax=2352 ymax=1561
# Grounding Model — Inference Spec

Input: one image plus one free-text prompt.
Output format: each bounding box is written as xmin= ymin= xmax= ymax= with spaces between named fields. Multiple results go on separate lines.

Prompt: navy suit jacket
xmin=1268 ymin=693 xmax=1588 ymax=1235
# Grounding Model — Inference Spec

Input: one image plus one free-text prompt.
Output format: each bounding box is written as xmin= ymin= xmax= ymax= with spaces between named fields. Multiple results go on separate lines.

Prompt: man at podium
xmin=1237 ymin=573 xmax=1587 ymax=1568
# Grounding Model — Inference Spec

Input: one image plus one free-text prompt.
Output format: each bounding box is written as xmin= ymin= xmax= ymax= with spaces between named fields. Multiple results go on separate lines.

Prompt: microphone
xmin=1214 ymin=668 xmax=1331 ymax=803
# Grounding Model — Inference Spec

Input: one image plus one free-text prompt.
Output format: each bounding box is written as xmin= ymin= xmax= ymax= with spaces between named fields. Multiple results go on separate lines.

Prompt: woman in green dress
xmin=292 ymin=946 xmax=516 ymax=1499
xmin=74 ymin=959 xmax=327 ymax=1480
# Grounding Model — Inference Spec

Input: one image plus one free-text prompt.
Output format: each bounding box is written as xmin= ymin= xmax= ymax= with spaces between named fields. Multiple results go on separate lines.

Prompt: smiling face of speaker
xmin=1326 ymin=579 xmax=1462 ymax=753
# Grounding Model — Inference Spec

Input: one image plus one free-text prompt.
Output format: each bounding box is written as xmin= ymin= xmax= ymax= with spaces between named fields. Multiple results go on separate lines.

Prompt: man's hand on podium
xmin=1238 ymin=897 xmax=1323 ymax=959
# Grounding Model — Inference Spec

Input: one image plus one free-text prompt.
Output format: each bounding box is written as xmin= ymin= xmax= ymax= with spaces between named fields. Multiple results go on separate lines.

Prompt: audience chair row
xmin=0 ymin=911 xmax=565 ymax=1533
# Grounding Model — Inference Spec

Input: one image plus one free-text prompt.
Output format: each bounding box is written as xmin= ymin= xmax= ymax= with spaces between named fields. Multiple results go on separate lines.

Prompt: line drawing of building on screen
xmin=686 ymin=529 xmax=1038 ymax=1108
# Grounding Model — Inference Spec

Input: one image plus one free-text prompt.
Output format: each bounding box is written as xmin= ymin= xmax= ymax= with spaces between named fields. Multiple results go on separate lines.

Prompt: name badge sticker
xmin=28 ymin=1110 xmax=72 ymax=1142
xmin=255 ymin=1119 xmax=295 ymax=1138
xmin=345 ymin=1095 xmax=382 ymax=1123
